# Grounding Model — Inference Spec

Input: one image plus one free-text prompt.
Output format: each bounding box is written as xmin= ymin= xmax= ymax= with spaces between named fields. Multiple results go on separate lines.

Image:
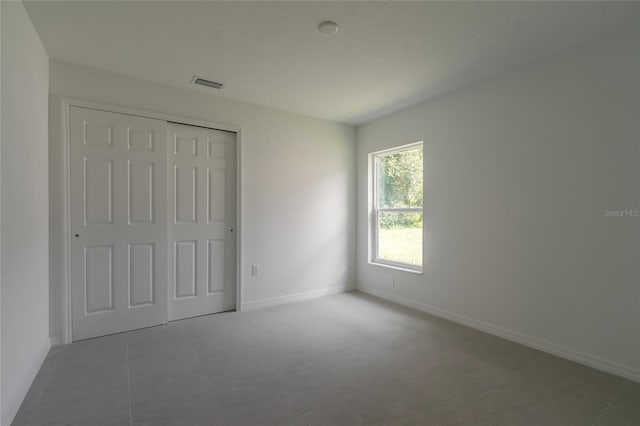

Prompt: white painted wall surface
xmin=49 ymin=61 xmax=356 ymax=340
xmin=1 ymin=2 xmax=50 ymax=424
xmin=357 ymin=29 xmax=640 ymax=381
xmin=0 ymin=0 xmax=3 ymax=416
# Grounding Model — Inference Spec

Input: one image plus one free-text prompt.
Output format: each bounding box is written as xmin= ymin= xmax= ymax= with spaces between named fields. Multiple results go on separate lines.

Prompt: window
xmin=371 ymin=142 xmax=423 ymax=272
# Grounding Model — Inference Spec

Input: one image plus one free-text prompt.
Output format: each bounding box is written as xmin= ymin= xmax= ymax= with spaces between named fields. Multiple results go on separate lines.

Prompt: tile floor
xmin=12 ymin=292 xmax=640 ymax=426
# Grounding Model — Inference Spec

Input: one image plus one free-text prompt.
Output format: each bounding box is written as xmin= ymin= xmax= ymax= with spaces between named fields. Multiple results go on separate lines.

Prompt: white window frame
xmin=370 ymin=141 xmax=423 ymax=273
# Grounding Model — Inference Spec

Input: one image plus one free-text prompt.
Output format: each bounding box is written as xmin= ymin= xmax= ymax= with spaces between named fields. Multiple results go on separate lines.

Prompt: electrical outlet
xmin=251 ymin=265 xmax=259 ymax=276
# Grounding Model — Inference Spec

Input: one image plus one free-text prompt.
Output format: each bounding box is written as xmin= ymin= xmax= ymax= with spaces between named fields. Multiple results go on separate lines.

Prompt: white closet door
xmin=69 ymin=107 xmax=167 ymax=340
xmin=168 ymin=123 xmax=236 ymax=321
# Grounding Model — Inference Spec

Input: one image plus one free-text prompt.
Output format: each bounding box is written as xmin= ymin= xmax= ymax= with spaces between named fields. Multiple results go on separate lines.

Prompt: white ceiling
xmin=25 ymin=1 xmax=640 ymax=125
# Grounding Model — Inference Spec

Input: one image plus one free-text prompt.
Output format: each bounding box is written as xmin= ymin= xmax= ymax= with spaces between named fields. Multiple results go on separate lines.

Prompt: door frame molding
xmin=60 ymin=97 xmax=244 ymax=344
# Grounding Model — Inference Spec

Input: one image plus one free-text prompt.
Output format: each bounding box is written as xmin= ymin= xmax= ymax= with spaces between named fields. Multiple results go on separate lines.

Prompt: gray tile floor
xmin=12 ymin=292 xmax=640 ymax=426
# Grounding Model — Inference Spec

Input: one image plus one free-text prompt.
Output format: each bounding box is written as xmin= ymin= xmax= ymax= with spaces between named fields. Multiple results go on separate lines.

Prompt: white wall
xmin=0 ymin=0 xmax=3 ymax=416
xmin=1 ymin=2 xmax=50 ymax=424
xmin=357 ymin=29 xmax=640 ymax=381
xmin=49 ymin=60 xmax=356 ymax=339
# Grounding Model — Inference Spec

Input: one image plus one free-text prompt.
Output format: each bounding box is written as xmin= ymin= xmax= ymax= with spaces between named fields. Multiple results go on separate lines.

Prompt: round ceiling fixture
xmin=318 ymin=20 xmax=339 ymax=35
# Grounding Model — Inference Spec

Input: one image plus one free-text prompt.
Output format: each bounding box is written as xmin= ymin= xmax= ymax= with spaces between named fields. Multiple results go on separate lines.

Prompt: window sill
xmin=368 ymin=261 xmax=423 ymax=275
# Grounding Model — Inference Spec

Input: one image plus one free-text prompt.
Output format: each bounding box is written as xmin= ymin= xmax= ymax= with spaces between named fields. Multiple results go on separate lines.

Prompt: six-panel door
xmin=168 ymin=123 xmax=237 ymax=321
xmin=69 ymin=107 xmax=168 ymax=340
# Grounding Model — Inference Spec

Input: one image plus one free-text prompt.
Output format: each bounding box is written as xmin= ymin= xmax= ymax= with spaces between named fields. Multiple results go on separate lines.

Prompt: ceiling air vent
xmin=192 ymin=76 xmax=224 ymax=90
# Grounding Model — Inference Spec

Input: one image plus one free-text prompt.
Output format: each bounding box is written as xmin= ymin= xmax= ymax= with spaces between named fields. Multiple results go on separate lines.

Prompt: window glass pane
xmin=376 ymin=147 xmax=423 ymax=209
xmin=377 ymin=211 xmax=423 ymax=267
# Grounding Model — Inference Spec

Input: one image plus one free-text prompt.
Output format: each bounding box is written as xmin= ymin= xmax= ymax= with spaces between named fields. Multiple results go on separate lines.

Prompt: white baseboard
xmin=358 ymin=286 xmax=640 ymax=384
xmin=1 ymin=338 xmax=51 ymax=426
xmin=242 ymin=285 xmax=352 ymax=312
